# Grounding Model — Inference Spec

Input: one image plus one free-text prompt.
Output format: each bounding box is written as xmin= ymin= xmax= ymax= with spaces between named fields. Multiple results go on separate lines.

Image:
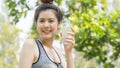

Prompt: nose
xmin=44 ymin=21 xmax=50 ymax=27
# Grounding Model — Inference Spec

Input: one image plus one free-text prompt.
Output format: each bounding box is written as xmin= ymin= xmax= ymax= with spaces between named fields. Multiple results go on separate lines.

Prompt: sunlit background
xmin=0 ymin=0 xmax=120 ymax=68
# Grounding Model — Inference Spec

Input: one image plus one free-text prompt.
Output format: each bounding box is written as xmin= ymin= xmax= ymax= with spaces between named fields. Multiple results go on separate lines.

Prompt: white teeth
xmin=44 ymin=30 xmax=50 ymax=32
xmin=43 ymin=30 xmax=51 ymax=33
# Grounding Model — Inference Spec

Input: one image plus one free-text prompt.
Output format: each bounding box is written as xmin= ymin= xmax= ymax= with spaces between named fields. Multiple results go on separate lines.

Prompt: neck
xmin=40 ymin=38 xmax=54 ymax=48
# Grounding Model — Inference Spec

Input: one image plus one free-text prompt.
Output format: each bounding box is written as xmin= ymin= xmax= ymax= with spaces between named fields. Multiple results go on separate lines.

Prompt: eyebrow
xmin=38 ymin=18 xmax=55 ymax=19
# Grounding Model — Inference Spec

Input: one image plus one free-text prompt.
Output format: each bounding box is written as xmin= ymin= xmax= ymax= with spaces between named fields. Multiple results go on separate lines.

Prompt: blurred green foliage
xmin=68 ymin=0 xmax=120 ymax=67
xmin=0 ymin=23 xmax=20 ymax=68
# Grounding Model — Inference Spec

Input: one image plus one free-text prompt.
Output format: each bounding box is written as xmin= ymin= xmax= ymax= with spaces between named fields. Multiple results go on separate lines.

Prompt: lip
xmin=42 ymin=30 xmax=52 ymax=34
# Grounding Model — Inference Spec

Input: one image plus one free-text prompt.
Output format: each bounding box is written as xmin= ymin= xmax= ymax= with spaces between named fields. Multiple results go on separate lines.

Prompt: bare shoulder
xmin=23 ymin=39 xmax=36 ymax=47
xmin=21 ymin=39 xmax=36 ymax=55
xmin=21 ymin=39 xmax=36 ymax=54
xmin=19 ymin=39 xmax=36 ymax=67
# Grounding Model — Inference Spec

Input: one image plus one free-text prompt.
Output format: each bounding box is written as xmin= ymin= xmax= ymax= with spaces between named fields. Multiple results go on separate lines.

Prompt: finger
xmin=65 ymin=37 xmax=74 ymax=40
xmin=64 ymin=37 xmax=75 ymax=42
xmin=64 ymin=40 xmax=75 ymax=45
xmin=66 ymin=32 xmax=75 ymax=37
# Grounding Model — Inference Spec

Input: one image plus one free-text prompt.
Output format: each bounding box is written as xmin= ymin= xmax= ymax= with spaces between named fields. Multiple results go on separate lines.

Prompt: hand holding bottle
xmin=61 ymin=18 xmax=75 ymax=54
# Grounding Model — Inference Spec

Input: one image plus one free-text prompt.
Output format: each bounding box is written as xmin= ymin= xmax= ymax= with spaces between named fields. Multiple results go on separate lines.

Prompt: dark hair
xmin=34 ymin=2 xmax=63 ymax=23
xmin=40 ymin=0 xmax=54 ymax=3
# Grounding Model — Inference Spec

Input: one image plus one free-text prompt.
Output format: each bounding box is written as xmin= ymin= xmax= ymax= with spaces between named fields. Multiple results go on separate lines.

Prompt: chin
xmin=42 ymin=36 xmax=53 ymax=40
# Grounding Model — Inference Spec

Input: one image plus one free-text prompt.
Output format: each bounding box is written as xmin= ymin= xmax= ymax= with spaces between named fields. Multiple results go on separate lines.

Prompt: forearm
xmin=66 ymin=53 xmax=74 ymax=68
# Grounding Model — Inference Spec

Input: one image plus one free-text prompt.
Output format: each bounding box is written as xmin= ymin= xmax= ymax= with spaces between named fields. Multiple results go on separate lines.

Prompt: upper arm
xmin=19 ymin=39 xmax=35 ymax=68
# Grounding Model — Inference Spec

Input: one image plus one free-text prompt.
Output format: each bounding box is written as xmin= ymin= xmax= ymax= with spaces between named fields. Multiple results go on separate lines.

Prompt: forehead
xmin=38 ymin=9 xmax=57 ymax=19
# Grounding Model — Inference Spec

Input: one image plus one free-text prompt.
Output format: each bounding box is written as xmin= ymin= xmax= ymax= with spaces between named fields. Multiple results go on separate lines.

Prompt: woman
xmin=19 ymin=0 xmax=75 ymax=68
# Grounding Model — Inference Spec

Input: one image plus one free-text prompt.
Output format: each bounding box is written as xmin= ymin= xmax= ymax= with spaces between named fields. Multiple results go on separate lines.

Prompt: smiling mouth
xmin=42 ymin=30 xmax=52 ymax=34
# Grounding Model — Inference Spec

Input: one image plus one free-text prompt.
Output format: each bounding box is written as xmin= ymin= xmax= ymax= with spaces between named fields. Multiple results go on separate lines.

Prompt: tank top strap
xmin=52 ymin=47 xmax=63 ymax=68
xmin=52 ymin=47 xmax=62 ymax=64
xmin=35 ymin=39 xmax=41 ymax=52
xmin=33 ymin=40 xmax=41 ymax=64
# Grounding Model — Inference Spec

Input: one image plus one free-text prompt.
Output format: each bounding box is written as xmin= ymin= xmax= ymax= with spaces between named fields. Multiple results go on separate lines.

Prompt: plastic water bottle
xmin=62 ymin=18 xmax=71 ymax=45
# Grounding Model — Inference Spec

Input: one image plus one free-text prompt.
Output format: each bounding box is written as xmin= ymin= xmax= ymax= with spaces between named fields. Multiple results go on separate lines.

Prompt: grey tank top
xmin=32 ymin=40 xmax=63 ymax=68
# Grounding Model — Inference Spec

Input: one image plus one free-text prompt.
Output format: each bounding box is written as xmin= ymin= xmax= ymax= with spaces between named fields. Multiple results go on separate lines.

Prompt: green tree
xmin=0 ymin=1 xmax=21 ymax=67
xmin=0 ymin=23 xmax=20 ymax=68
xmin=67 ymin=0 xmax=120 ymax=67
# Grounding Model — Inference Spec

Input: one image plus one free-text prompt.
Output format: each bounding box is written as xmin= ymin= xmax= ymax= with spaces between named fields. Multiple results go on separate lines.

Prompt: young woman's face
xmin=37 ymin=9 xmax=60 ymax=40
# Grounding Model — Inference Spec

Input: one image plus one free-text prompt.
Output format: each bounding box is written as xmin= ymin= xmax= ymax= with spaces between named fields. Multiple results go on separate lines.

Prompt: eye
xmin=49 ymin=19 xmax=54 ymax=23
xmin=39 ymin=19 xmax=44 ymax=23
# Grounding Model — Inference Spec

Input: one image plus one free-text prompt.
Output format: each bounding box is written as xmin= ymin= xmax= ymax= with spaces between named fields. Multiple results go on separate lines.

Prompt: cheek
xmin=36 ymin=24 xmax=42 ymax=31
xmin=52 ymin=24 xmax=59 ymax=31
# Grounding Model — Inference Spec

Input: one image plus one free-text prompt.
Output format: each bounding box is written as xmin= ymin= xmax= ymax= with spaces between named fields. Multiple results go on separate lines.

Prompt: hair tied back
xmin=40 ymin=0 xmax=54 ymax=4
